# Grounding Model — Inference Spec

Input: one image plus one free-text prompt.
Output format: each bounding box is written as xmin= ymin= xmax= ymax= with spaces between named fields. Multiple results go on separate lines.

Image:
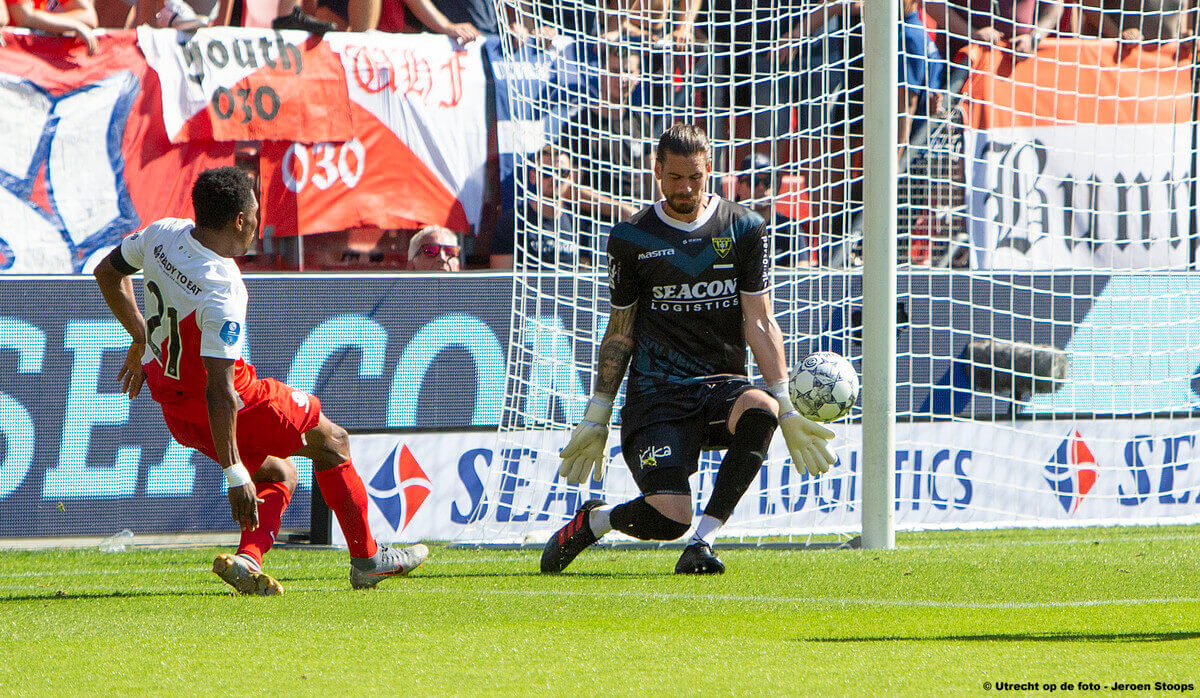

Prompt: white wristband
xmin=223 ymin=463 xmax=252 ymax=488
xmin=767 ymin=380 xmax=795 ymax=414
xmin=583 ymin=393 xmax=614 ymax=426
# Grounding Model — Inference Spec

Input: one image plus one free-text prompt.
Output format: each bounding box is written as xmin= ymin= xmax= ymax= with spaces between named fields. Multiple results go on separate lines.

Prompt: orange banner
xmin=964 ymin=39 xmax=1193 ymax=129
xmin=258 ymin=33 xmax=487 ymax=237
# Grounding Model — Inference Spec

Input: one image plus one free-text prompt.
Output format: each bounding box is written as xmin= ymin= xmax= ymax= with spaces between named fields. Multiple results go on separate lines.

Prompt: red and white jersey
xmin=118 ymin=218 xmax=263 ymax=418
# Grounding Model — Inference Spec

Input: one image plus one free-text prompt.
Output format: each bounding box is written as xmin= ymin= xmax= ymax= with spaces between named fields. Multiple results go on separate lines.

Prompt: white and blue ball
xmin=788 ymin=351 xmax=859 ymax=422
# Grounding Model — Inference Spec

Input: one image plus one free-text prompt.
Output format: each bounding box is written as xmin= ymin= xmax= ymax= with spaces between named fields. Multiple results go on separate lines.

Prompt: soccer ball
xmin=788 ymin=351 xmax=859 ymax=422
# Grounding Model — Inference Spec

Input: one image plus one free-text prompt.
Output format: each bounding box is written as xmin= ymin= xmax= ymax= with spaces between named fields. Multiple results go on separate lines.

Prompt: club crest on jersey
xmin=712 ymin=237 xmax=733 ymax=258
xmin=219 ymin=320 xmax=241 ymax=346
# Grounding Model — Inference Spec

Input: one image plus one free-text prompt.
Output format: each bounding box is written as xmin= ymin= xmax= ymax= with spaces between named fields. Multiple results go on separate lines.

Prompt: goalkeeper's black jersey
xmin=607 ymin=195 xmax=770 ymax=394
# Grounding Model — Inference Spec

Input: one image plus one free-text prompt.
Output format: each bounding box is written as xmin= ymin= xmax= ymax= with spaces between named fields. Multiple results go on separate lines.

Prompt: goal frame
xmin=861 ymin=0 xmax=899 ymax=549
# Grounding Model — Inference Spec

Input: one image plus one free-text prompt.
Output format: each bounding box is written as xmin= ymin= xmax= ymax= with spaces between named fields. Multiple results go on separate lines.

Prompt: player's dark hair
xmin=192 ymin=167 xmax=255 ymax=229
xmin=656 ymin=123 xmax=709 ymax=164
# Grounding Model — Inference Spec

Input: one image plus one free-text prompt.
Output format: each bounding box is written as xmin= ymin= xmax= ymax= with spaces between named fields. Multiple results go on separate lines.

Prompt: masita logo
xmin=1044 ymin=429 xmax=1098 ymax=513
xmin=366 ymin=444 xmax=432 ymax=532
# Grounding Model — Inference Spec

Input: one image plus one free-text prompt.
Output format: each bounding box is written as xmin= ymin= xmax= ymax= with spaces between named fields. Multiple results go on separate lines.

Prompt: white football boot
xmin=349 ymin=543 xmax=429 ymax=589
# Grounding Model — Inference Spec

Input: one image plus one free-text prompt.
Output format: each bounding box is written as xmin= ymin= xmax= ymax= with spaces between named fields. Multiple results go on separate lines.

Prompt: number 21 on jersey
xmin=145 ymin=280 xmax=182 ymax=379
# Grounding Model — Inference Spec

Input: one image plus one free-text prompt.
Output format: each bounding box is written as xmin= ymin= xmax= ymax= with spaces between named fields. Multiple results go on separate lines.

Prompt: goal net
xmin=461 ymin=0 xmax=1200 ymax=545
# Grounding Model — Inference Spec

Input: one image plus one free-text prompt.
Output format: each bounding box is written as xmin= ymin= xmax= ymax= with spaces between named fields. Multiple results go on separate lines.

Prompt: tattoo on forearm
xmin=595 ymin=306 xmax=635 ymax=396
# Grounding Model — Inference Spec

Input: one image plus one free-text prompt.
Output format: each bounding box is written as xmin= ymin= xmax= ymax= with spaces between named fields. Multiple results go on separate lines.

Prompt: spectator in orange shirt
xmin=6 ymin=0 xmax=99 ymax=54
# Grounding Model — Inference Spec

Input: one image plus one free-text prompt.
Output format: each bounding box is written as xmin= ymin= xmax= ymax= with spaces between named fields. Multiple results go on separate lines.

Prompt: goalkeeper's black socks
xmin=609 ymin=496 xmax=691 ymax=540
xmin=703 ymin=407 xmax=778 ymax=524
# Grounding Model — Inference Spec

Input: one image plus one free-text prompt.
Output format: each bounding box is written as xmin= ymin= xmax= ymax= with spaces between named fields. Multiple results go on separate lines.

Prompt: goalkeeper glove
xmin=559 ymin=393 xmax=614 ymax=485
xmin=768 ymin=381 xmax=837 ymax=477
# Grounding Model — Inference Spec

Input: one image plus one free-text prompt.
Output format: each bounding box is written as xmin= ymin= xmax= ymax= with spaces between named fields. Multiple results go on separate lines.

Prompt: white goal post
xmin=861 ymin=0 xmax=899 ymax=549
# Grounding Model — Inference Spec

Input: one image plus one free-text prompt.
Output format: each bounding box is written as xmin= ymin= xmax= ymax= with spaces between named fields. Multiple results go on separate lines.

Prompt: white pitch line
xmin=0 ymin=556 xmax=524 ymax=580
xmin=382 ymin=586 xmax=1200 ymax=610
xmin=0 ymin=582 xmax=1196 ymax=610
xmin=901 ymin=532 xmax=1200 ymax=551
xmin=0 ymin=530 xmax=1192 ymax=580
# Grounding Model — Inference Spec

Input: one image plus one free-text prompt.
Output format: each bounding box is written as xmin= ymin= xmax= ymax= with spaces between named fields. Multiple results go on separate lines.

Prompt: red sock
xmin=314 ymin=461 xmax=377 ymax=559
xmin=237 ymin=481 xmax=293 ymax=567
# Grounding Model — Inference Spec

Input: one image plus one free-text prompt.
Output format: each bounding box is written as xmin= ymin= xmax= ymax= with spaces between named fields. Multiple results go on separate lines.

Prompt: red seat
xmin=775 ymin=174 xmax=809 ymax=222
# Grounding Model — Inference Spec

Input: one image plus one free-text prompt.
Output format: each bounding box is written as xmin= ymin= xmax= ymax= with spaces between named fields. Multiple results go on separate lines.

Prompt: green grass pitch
xmin=3 ymin=525 xmax=1199 ymax=695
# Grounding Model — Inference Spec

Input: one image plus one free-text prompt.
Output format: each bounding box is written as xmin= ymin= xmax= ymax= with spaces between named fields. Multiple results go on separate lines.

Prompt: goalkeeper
xmin=542 ymin=123 xmax=836 ymax=575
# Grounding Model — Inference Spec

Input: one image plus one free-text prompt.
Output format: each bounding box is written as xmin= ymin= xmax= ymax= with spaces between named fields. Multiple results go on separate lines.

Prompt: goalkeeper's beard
xmin=666 ymin=194 xmax=700 ymax=215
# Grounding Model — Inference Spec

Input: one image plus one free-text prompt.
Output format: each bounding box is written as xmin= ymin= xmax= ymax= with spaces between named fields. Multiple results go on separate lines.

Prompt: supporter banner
xmin=963 ymin=40 xmax=1194 ymax=270
xmin=0 ymin=31 xmax=234 ymax=274
xmin=260 ymin=33 xmax=488 ymax=235
xmin=334 ymin=417 xmax=1200 ymax=544
xmin=137 ymin=26 xmax=355 ymax=144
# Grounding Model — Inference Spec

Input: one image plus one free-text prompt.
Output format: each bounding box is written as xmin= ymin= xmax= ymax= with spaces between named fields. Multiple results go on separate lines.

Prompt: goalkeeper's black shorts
xmin=619 ymin=377 xmax=754 ymax=495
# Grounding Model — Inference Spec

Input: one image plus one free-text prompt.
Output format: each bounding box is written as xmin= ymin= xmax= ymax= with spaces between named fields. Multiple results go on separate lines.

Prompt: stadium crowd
xmin=0 ymin=0 xmax=1193 ymax=270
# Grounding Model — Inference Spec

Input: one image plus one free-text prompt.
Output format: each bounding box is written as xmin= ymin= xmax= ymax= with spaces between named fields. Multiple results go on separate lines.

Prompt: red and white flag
xmin=260 ymin=33 xmax=488 ymax=236
xmin=138 ymin=26 xmax=356 ymax=144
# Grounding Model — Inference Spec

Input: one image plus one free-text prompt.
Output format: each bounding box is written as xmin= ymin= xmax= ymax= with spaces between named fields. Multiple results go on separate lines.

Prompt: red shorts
xmin=163 ymin=377 xmax=322 ymax=474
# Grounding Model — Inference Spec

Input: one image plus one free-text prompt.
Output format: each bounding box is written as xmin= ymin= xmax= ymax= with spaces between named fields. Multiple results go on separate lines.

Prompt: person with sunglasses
xmin=490 ymin=144 xmax=633 ymax=270
xmin=408 ymin=225 xmax=462 ymax=272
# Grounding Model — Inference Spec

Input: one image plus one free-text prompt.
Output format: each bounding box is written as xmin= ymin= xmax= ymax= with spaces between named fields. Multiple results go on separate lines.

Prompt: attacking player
xmin=93 ymin=167 xmax=427 ymax=594
xmin=542 ymin=123 xmax=837 ymax=575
